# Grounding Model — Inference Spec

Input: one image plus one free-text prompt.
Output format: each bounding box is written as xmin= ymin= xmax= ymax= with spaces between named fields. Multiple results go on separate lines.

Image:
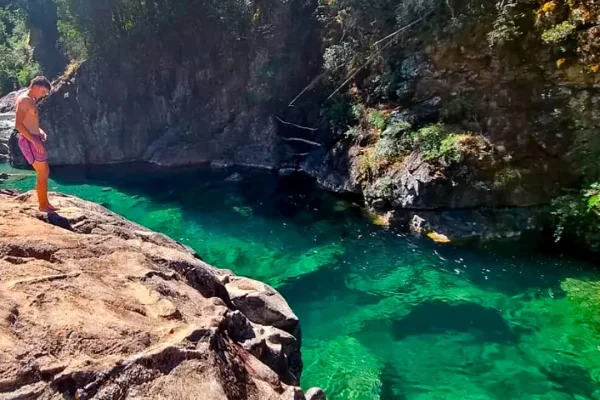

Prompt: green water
xmin=2 ymin=164 xmax=600 ymax=400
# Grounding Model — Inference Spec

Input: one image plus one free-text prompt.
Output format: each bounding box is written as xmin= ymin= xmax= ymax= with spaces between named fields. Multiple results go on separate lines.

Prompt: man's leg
xmin=31 ymin=161 xmax=56 ymax=212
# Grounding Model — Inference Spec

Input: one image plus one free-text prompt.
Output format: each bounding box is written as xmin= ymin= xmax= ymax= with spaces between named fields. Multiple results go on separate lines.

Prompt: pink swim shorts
xmin=18 ymin=135 xmax=47 ymax=164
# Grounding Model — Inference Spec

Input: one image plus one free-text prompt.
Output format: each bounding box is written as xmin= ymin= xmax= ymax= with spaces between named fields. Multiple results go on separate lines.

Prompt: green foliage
xmin=17 ymin=62 xmax=42 ymax=87
xmin=343 ymin=126 xmax=361 ymax=140
xmin=440 ymin=94 xmax=477 ymax=122
xmin=322 ymin=96 xmax=356 ymax=134
xmin=369 ymin=176 xmax=396 ymax=199
xmin=410 ymin=123 xmax=467 ymax=163
xmin=54 ymin=0 xmax=254 ymax=56
xmin=373 ymin=120 xmax=412 ymax=161
xmin=369 ymin=110 xmax=389 ymax=131
xmin=571 ymin=129 xmax=600 ymax=183
xmin=369 ymin=121 xmax=473 ymax=168
xmin=551 ymin=183 xmax=600 ymax=247
xmin=351 ymin=103 xmax=365 ymax=120
xmin=383 ymin=120 xmax=412 ymax=137
xmin=494 ymin=166 xmax=524 ymax=188
xmin=323 ymin=41 xmax=358 ymax=72
xmin=374 ymin=135 xmax=402 ymax=161
xmin=487 ymin=0 xmax=525 ymax=46
xmin=438 ymin=134 xmax=466 ymax=163
xmin=541 ymin=21 xmax=576 ymax=44
xmin=358 ymin=148 xmax=378 ymax=180
xmin=0 ymin=7 xmax=37 ymax=95
xmin=56 ymin=6 xmax=89 ymax=62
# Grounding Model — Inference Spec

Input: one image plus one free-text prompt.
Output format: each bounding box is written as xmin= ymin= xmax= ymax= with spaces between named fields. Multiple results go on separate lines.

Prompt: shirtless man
xmin=14 ymin=76 xmax=56 ymax=212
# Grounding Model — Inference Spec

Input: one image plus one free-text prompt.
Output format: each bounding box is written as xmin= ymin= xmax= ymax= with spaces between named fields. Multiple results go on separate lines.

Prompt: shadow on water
xmin=391 ymin=300 xmax=520 ymax=344
xmin=49 ymin=163 xmax=364 ymax=226
xmin=379 ymin=363 xmax=409 ymax=400
xmin=540 ymin=363 xmax=599 ymax=399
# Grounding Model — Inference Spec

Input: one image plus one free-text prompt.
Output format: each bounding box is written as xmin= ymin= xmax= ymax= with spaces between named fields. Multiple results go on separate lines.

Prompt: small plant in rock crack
xmin=369 ymin=110 xmax=389 ymax=131
xmin=374 ymin=121 xmax=412 ymax=162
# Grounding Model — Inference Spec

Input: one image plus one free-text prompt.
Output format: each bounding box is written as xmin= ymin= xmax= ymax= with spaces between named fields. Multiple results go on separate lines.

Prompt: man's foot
xmin=39 ymin=203 xmax=59 ymax=213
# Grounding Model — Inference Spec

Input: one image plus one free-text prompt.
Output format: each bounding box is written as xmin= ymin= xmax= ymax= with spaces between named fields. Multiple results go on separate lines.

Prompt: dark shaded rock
xmin=306 ymin=388 xmax=327 ymax=400
xmin=9 ymin=130 xmax=28 ymax=168
xmin=37 ymin=0 xmax=320 ymax=168
xmin=301 ymin=143 xmax=361 ymax=195
xmin=225 ymin=310 xmax=302 ymax=385
xmin=389 ymin=207 xmax=546 ymax=243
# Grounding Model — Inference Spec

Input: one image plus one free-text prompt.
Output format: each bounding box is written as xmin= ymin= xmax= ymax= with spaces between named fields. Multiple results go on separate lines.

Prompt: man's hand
xmin=32 ymin=140 xmax=44 ymax=154
xmin=40 ymin=129 xmax=47 ymax=142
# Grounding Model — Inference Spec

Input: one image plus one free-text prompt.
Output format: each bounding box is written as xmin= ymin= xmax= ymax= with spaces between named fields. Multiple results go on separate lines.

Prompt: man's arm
xmin=14 ymin=97 xmax=43 ymax=153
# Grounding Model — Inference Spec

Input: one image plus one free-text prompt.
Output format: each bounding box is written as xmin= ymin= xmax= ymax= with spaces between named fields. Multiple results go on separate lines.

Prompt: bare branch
xmin=288 ymin=73 xmax=326 ymax=107
xmin=276 ymin=116 xmax=318 ymax=131
xmin=370 ymin=17 xmax=424 ymax=48
xmin=328 ymin=16 xmax=428 ymax=101
xmin=281 ymin=137 xmax=323 ymax=147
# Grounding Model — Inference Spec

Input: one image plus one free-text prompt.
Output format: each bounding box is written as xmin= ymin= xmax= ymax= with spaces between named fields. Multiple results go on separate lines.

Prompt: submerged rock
xmin=0 ymin=190 xmax=325 ymax=399
xmin=225 ymin=172 xmax=243 ymax=182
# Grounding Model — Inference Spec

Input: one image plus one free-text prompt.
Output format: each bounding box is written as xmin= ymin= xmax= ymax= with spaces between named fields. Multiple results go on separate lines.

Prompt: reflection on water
xmin=2 ymin=163 xmax=600 ymax=400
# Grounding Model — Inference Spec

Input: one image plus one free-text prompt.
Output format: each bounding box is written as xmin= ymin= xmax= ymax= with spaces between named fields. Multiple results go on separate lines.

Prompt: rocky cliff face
xmin=301 ymin=26 xmax=600 ymax=240
xmin=0 ymin=189 xmax=325 ymax=399
xmin=20 ymin=0 xmax=319 ymax=169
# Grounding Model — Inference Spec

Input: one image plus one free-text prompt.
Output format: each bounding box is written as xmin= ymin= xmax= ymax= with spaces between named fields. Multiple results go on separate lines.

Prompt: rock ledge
xmin=0 ymin=190 xmax=324 ymax=400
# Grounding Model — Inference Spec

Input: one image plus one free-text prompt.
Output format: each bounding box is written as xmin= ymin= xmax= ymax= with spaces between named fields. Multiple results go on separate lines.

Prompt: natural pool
xmin=1 ymin=163 xmax=600 ymax=400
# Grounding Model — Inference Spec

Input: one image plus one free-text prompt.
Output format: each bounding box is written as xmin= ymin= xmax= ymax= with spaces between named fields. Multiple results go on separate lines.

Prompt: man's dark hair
xmin=29 ymin=76 xmax=51 ymax=91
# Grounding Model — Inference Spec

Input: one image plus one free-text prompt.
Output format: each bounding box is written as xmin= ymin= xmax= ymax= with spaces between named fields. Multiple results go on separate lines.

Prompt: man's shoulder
xmin=15 ymin=94 xmax=34 ymax=108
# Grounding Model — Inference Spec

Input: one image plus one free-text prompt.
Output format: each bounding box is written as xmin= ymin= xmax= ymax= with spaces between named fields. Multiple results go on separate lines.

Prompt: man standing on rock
xmin=14 ymin=76 xmax=57 ymax=212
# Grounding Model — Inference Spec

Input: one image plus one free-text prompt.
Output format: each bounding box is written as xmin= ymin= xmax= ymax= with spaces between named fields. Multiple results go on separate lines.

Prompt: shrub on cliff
xmin=552 ymin=183 xmax=600 ymax=251
xmin=55 ymin=0 xmax=255 ymax=56
xmin=0 ymin=7 xmax=40 ymax=94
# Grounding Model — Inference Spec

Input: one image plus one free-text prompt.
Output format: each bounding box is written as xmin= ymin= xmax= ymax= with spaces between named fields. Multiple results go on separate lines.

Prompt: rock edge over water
xmin=0 ymin=190 xmax=324 ymax=400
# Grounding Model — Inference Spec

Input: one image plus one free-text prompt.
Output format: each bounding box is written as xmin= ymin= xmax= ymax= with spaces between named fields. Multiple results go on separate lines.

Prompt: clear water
xmin=2 ymin=163 xmax=600 ymax=400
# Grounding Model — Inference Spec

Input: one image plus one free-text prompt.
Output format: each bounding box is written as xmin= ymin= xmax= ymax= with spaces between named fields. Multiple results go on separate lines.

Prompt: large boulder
xmin=0 ymin=190 xmax=325 ymax=399
xmin=0 ymin=90 xmax=20 ymax=113
xmin=37 ymin=0 xmax=320 ymax=168
xmin=0 ymin=113 xmax=16 ymax=164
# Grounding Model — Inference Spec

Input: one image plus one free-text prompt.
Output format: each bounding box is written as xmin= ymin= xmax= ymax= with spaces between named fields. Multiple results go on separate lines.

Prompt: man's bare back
xmin=14 ymin=76 xmax=56 ymax=212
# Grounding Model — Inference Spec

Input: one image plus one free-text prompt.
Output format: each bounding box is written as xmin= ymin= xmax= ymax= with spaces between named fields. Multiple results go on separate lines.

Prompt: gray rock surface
xmin=0 ymin=113 xmax=15 ymax=164
xmin=0 ymin=190 xmax=324 ymax=399
xmin=305 ymin=388 xmax=327 ymax=400
xmin=0 ymin=90 xmax=19 ymax=113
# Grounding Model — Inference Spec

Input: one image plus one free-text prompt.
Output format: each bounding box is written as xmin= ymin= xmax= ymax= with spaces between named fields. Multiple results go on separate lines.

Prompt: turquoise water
xmin=2 ymin=163 xmax=600 ymax=399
